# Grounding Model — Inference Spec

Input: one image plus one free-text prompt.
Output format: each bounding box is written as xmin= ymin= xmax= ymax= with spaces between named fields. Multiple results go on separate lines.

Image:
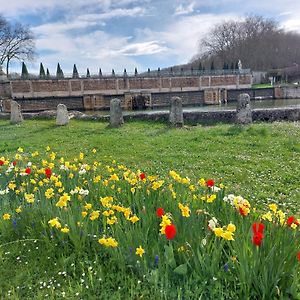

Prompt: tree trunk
xmin=6 ymin=57 xmax=10 ymax=75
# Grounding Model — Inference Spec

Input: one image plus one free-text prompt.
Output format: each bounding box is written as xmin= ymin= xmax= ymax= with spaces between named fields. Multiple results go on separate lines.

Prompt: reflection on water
xmin=84 ymin=98 xmax=300 ymax=116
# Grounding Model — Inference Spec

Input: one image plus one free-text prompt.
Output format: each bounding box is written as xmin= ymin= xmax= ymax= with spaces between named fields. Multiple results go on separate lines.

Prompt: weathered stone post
xmin=169 ymin=96 xmax=183 ymax=127
xmin=56 ymin=104 xmax=69 ymax=125
xmin=236 ymin=93 xmax=252 ymax=124
xmin=110 ymin=98 xmax=124 ymax=127
xmin=10 ymin=100 xmax=23 ymax=124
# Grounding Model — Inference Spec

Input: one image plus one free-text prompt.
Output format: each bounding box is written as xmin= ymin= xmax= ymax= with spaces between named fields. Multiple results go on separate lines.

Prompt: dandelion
xmin=136 ymin=246 xmax=145 ymax=257
xmin=2 ymin=213 xmax=11 ymax=220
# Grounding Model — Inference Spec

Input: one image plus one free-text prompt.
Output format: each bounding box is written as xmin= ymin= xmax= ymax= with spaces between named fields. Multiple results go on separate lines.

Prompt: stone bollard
xmin=110 ymin=98 xmax=124 ymax=127
xmin=169 ymin=96 xmax=183 ymax=127
xmin=236 ymin=93 xmax=252 ymax=125
xmin=56 ymin=104 xmax=69 ymax=125
xmin=10 ymin=100 xmax=23 ymax=124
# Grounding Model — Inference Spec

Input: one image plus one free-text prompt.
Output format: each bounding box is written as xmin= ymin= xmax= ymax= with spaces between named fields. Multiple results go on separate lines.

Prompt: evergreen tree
xmin=72 ymin=64 xmax=79 ymax=78
xmin=46 ymin=68 xmax=50 ymax=79
xmin=157 ymin=67 xmax=160 ymax=76
xmin=230 ymin=62 xmax=234 ymax=70
xmin=56 ymin=63 xmax=64 ymax=79
xmin=134 ymin=67 xmax=138 ymax=76
xmin=21 ymin=62 xmax=29 ymax=79
xmin=210 ymin=61 xmax=215 ymax=71
xmin=147 ymin=68 xmax=150 ymax=73
xmin=223 ymin=62 xmax=227 ymax=70
xmin=112 ymin=69 xmax=115 ymax=77
xmin=235 ymin=61 xmax=239 ymax=70
xmin=86 ymin=68 xmax=90 ymax=78
xmin=198 ymin=62 xmax=202 ymax=71
xmin=39 ymin=63 xmax=45 ymax=79
xmin=99 ymin=68 xmax=102 ymax=77
xmin=123 ymin=68 xmax=127 ymax=76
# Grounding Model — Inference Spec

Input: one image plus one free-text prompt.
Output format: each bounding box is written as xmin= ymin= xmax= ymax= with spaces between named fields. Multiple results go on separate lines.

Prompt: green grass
xmin=0 ymin=119 xmax=299 ymax=209
xmin=1 ymin=119 xmax=300 ymax=299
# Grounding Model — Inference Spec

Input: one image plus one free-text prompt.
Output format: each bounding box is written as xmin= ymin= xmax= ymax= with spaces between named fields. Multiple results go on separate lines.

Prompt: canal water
xmin=85 ymin=98 xmax=300 ymax=116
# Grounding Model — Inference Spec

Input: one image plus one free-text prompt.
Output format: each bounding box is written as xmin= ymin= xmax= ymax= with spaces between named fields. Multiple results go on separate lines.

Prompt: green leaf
xmin=164 ymin=244 xmax=176 ymax=268
xmin=173 ymin=263 xmax=188 ymax=275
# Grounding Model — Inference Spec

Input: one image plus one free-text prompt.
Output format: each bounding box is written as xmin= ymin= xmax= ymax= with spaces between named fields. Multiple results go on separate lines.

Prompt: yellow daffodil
xmin=136 ymin=246 xmax=145 ymax=257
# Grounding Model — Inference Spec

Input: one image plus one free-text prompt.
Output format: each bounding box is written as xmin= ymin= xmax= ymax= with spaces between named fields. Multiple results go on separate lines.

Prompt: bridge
xmin=1 ymin=71 xmax=253 ymax=112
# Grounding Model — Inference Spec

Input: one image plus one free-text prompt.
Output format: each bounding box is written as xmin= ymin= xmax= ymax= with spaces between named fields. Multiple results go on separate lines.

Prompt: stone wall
xmin=10 ymin=97 xmax=83 ymax=111
xmin=151 ymin=91 xmax=204 ymax=107
xmin=10 ymin=74 xmax=252 ymax=99
xmin=0 ymin=81 xmax=11 ymax=97
xmin=227 ymin=88 xmax=274 ymax=101
xmin=282 ymin=86 xmax=300 ymax=98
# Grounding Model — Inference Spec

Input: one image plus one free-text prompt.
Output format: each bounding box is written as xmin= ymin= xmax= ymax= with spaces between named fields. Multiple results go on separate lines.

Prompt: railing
xmin=7 ymin=69 xmax=251 ymax=80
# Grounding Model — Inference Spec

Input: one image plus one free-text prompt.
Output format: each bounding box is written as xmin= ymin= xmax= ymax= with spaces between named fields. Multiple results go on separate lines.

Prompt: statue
xmin=238 ymin=60 xmax=242 ymax=70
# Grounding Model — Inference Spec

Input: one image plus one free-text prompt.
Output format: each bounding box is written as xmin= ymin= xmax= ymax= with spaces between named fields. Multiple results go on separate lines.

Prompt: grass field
xmin=0 ymin=119 xmax=300 ymax=299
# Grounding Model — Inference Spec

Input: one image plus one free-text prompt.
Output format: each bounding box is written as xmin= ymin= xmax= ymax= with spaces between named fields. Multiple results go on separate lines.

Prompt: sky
xmin=3 ymin=0 xmax=300 ymax=75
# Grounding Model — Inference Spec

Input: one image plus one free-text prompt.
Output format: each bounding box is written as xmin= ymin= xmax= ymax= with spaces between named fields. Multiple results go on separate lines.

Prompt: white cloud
xmin=116 ymin=41 xmax=169 ymax=56
xmin=135 ymin=13 xmax=238 ymax=64
xmin=174 ymin=2 xmax=195 ymax=16
xmin=77 ymin=7 xmax=146 ymax=22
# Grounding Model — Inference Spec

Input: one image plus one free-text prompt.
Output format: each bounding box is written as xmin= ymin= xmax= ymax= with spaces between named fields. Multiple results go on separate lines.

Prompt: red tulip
xmin=165 ymin=224 xmax=177 ymax=240
xmin=139 ymin=173 xmax=146 ymax=180
xmin=0 ymin=160 xmax=4 ymax=166
xmin=206 ymin=179 xmax=215 ymax=187
xmin=252 ymin=232 xmax=263 ymax=246
xmin=297 ymin=252 xmax=300 ymax=262
xmin=287 ymin=216 xmax=299 ymax=227
xmin=25 ymin=167 xmax=31 ymax=175
xmin=156 ymin=207 xmax=165 ymax=218
xmin=45 ymin=168 xmax=52 ymax=179
xmin=252 ymin=223 xmax=264 ymax=247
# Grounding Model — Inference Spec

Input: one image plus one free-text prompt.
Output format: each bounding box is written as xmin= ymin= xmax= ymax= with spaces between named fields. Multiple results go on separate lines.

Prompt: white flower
xmin=78 ymin=169 xmax=86 ymax=175
xmin=0 ymin=188 xmax=9 ymax=195
xmin=211 ymin=186 xmax=221 ymax=192
xmin=79 ymin=189 xmax=89 ymax=196
xmin=208 ymin=217 xmax=218 ymax=230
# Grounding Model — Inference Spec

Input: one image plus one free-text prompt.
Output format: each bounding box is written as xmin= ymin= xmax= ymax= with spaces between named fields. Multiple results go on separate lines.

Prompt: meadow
xmin=0 ymin=119 xmax=299 ymax=299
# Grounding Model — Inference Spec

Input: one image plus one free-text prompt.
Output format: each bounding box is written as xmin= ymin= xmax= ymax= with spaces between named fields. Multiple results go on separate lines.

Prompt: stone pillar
xmin=56 ymin=104 xmax=69 ymax=125
xmin=236 ymin=93 xmax=252 ymax=125
xmin=110 ymin=98 xmax=124 ymax=127
xmin=10 ymin=100 xmax=23 ymax=124
xmin=169 ymin=96 xmax=183 ymax=127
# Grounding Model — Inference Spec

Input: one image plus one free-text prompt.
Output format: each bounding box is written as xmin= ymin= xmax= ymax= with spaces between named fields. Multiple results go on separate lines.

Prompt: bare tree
xmin=196 ymin=15 xmax=300 ymax=71
xmin=0 ymin=15 xmax=35 ymax=75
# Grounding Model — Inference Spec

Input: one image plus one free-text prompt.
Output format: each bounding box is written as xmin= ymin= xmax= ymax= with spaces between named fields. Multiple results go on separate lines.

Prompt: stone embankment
xmin=0 ymin=107 xmax=299 ymax=124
